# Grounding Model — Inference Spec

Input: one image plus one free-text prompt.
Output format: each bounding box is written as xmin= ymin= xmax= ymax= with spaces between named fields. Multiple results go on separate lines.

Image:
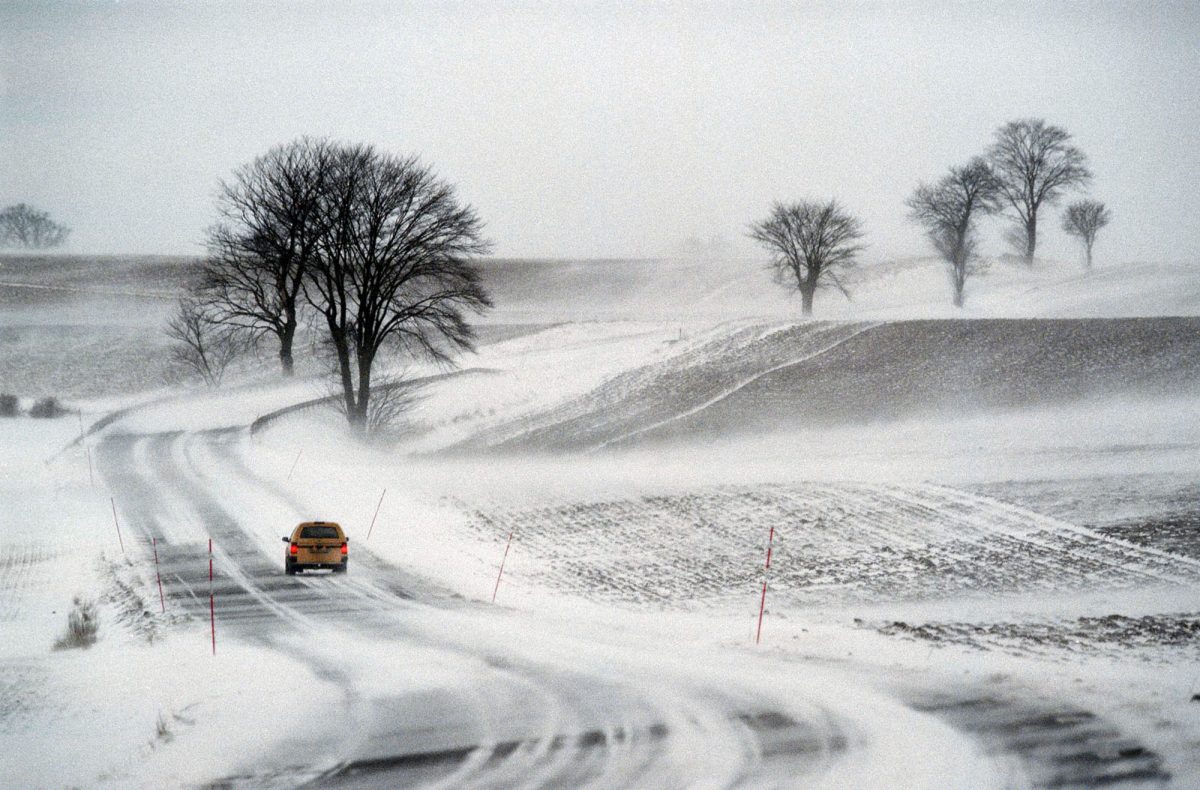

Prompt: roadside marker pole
xmin=286 ymin=449 xmax=303 ymax=480
xmin=152 ymin=537 xmax=165 ymax=613
xmin=755 ymin=525 xmax=775 ymax=645
xmin=366 ymin=488 xmax=387 ymax=542
xmin=77 ymin=409 xmax=85 ymax=439
xmin=209 ymin=538 xmax=216 ymax=656
xmin=110 ymin=497 xmax=126 ymax=556
xmin=755 ymin=581 xmax=768 ymax=644
xmin=85 ymin=446 xmax=94 ymax=489
xmin=492 ymin=531 xmax=513 ymax=604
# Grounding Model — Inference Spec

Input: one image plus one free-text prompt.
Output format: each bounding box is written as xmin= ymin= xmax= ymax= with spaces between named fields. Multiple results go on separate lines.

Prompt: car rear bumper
xmin=286 ymin=559 xmax=347 ymax=571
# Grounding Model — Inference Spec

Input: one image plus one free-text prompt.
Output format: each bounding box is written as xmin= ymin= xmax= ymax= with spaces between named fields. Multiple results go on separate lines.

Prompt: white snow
xmin=3 ymin=254 xmax=1199 ymax=787
xmin=0 ymin=421 xmax=340 ymax=788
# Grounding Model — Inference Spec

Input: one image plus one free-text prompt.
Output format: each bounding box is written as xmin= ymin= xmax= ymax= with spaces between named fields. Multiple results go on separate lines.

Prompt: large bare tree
xmin=906 ymin=157 xmax=1001 ymax=307
xmin=0 ymin=203 xmax=70 ymax=249
xmin=200 ymin=139 xmax=335 ymax=376
xmin=987 ymin=118 xmax=1092 ymax=266
xmin=747 ymin=200 xmax=865 ymax=316
xmin=1061 ymin=199 xmax=1111 ymax=271
xmin=305 ymin=144 xmax=492 ymax=431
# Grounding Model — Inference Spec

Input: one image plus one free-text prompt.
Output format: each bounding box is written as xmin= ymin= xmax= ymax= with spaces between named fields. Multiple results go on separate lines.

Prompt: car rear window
xmin=300 ymin=525 xmax=340 ymax=539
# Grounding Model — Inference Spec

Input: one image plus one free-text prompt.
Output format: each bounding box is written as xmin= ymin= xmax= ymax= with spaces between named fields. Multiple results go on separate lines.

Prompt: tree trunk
xmin=328 ymin=325 xmax=357 ymax=424
xmin=279 ymin=317 xmax=296 ymax=377
xmin=952 ymin=238 xmax=968 ymax=308
xmin=1085 ymin=240 xmax=1094 ymax=271
xmin=800 ymin=287 xmax=814 ymax=317
xmin=354 ymin=353 xmax=373 ymax=432
xmin=1024 ymin=214 xmax=1037 ymax=266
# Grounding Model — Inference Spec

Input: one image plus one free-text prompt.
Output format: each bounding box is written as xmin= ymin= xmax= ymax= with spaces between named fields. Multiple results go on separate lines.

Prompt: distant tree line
xmin=748 ymin=118 xmax=1111 ymax=314
xmin=170 ymin=120 xmax=1111 ymax=387
xmin=168 ymin=138 xmax=492 ymax=433
xmin=0 ymin=393 xmax=68 ymax=418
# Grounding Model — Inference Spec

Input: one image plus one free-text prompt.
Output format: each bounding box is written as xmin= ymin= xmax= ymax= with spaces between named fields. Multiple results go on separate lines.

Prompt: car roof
xmin=295 ymin=521 xmax=343 ymax=530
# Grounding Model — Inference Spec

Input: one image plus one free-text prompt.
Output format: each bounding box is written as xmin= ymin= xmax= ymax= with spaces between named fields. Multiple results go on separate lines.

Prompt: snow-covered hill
xmin=2 ymin=252 xmax=1195 ymax=401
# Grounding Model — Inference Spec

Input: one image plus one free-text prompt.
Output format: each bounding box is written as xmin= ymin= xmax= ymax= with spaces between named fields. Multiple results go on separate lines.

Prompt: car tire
xmin=285 ymin=564 xmax=297 ymax=576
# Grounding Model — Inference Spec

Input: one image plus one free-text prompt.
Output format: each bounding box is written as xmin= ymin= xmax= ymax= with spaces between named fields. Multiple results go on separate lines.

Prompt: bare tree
xmin=165 ymin=297 xmax=244 ymax=387
xmin=1061 ymin=199 xmax=1112 ymax=271
xmin=0 ymin=204 xmax=70 ymax=249
xmin=200 ymin=138 xmax=335 ymax=376
xmin=305 ymin=144 xmax=492 ymax=432
xmin=747 ymin=200 xmax=865 ymax=316
xmin=987 ymin=118 xmax=1092 ymax=266
xmin=906 ymin=158 xmax=1002 ymax=307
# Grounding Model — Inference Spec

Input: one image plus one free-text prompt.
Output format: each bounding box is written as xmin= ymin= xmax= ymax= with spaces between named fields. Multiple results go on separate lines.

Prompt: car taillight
xmin=341 ymin=542 xmax=348 ymax=555
xmin=290 ymin=544 xmax=298 ymax=555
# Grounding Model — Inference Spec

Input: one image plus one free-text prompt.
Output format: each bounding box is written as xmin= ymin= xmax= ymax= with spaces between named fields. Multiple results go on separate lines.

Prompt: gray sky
xmin=2 ymin=1 xmax=1198 ymax=262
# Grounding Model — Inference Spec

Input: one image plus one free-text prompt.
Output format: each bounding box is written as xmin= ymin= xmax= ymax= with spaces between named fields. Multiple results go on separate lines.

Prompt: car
xmin=283 ymin=521 xmax=348 ymax=575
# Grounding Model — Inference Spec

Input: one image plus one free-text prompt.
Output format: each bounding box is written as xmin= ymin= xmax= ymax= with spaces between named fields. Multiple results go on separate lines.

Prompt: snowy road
xmin=93 ymin=429 xmax=1017 ymax=788
xmin=84 ymin=424 xmax=1190 ymax=787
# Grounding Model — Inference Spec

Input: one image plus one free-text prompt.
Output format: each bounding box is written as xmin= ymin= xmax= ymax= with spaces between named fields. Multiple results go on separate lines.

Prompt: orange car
xmin=282 ymin=521 xmax=348 ymax=575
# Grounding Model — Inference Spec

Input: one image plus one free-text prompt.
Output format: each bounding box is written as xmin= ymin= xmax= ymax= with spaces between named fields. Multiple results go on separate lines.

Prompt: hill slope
xmin=446 ymin=317 xmax=1200 ymax=452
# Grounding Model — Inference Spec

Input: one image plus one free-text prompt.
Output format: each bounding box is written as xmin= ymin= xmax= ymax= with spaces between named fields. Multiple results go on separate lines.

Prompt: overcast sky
xmin=2 ymin=1 xmax=1198 ymax=263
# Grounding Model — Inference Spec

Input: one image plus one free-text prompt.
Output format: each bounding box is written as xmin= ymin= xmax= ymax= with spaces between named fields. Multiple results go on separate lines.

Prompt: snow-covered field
xmin=2 ymin=254 xmax=1199 ymax=787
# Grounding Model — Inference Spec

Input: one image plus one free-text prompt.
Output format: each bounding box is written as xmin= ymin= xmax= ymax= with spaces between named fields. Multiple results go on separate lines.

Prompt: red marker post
xmin=755 ymin=525 xmax=775 ymax=645
xmin=492 ymin=531 xmax=513 ymax=603
xmin=153 ymin=537 xmax=165 ymax=613
xmin=208 ymin=538 xmax=216 ymax=656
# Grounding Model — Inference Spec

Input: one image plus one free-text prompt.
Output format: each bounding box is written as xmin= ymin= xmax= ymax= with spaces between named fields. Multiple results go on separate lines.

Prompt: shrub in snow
xmin=53 ymin=595 xmax=99 ymax=650
xmin=0 ymin=394 xmax=17 ymax=417
xmin=29 ymin=396 xmax=67 ymax=418
xmin=155 ymin=711 xmax=174 ymax=744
